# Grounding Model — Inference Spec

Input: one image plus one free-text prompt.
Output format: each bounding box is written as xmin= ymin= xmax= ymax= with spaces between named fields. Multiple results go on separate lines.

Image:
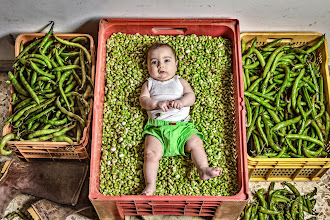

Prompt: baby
xmin=139 ymin=43 xmax=222 ymax=195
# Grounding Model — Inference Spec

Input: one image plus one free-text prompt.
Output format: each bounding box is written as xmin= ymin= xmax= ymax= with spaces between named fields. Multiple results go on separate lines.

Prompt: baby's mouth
xmin=159 ymin=71 xmax=165 ymax=74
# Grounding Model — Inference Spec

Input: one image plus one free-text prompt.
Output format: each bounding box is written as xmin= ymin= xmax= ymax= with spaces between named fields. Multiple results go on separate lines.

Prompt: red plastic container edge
xmin=90 ymin=18 xmax=249 ymax=202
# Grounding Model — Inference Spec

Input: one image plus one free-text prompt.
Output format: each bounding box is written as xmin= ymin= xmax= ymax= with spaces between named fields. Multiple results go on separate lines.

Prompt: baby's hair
xmin=146 ymin=43 xmax=177 ymax=60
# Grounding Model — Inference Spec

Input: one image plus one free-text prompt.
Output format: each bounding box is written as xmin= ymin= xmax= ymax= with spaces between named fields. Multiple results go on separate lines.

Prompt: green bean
xmin=253 ymin=48 xmax=266 ymax=67
xmin=26 ymin=97 xmax=56 ymax=115
xmin=244 ymin=92 xmax=279 ymax=111
xmin=275 ymin=65 xmax=290 ymax=107
xmin=52 ymin=135 xmax=74 ymax=145
xmin=40 ymin=40 xmax=54 ymax=55
xmin=257 ymin=116 xmax=268 ymax=146
xmin=54 ymin=48 xmax=65 ymax=66
xmin=15 ymin=39 xmax=42 ymax=62
xmin=262 ymin=114 xmax=282 ymax=152
xmin=30 ymin=122 xmax=40 ymax=131
xmin=71 ymin=36 xmax=89 ymax=44
xmin=27 ymin=122 xmax=76 ymax=141
xmin=39 ymin=21 xmax=54 ymax=49
xmin=79 ymin=49 xmax=87 ymax=90
xmin=308 ymin=63 xmax=319 ymax=99
xmin=56 ymin=96 xmax=85 ymax=127
xmin=251 ymin=91 xmax=275 ymax=101
xmin=40 ymin=117 xmax=68 ymax=126
xmin=245 ymin=97 xmax=252 ymax=127
xmin=83 ymin=85 xmax=93 ymax=99
xmin=52 ymin=64 xmax=80 ymax=72
xmin=247 ymin=107 xmax=260 ymax=142
xmin=241 ymin=39 xmax=246 ymax=54
xmin=13 ymin=103 xmax=37 ymax=122
xmin=0 ymin=133 xmax=16 ymax=155
xmin=8 ymin=71 xmax=29 ymax=97
xmin=61 ymin=51 xmax=80 ymax=59
xmin=244 ymin=61 xmax=260 ymax=69
xmin=247 ymin=78 xmax=262 ymax=92
xmin=25 ymin=106 xmax=56 ymax=125
xmin=258 ymin=207 xmax=280 ymax=215
xmin=291 ymin=68 xmax=305 ymax=110
xmin=30 ymin=60 xmax=56 ymax=79
xmin=53 ymin=34 xmax=91 ymax=63
xmin=285 ymin=134 xmax=324 ymax=148
xmin=311 ymin=120 xmax=324 ymax=143
xmin=13 ymin=98 xmax=33 ymax=112
xmin=58 ymin=70 xmax=71 ymax=110
xmin=306 ymin=35 xmax=325 ymax=54
xmin=264 ymin=39 xmax=282 ymax=48
xmin=27 ymin=127 xmax=62 ymax=139
xmin=262 ymin=45 xmax=291 ymax=79
xmin=319 ymin=76 xmax=324 ymax=102
xmin=303 ymin=146 xmax=323 ymax=157
xmin=272 ymin=115 xmax=301 ymax=132
xmin=244 ymin=205 xmax=252 ymax=220
xmin=19 ymin=67 xmax=40 ymax=104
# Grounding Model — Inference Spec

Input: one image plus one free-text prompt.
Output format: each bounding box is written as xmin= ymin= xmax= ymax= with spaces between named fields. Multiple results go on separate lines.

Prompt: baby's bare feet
xmin=141 ymin=184 xmax=156 ymax=196
xmin=199 ymin=167 xmax=222 ymax=180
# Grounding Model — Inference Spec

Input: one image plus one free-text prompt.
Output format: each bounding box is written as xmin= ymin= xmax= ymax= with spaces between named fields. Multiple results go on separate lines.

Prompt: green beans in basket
xmin=242 ymin=35 xmax=329 ymax=158
xmin=0 ymin=22 xmax=93 ymax=155
xmin=240 ymin=182 xmax=319 ymax=220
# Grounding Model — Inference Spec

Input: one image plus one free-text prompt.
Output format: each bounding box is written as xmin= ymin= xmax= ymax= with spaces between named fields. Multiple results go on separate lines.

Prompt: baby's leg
xmin=142 ymin=135 xmax=163 ymax=195
xmin=185 ymin=134 xmax=222 ymax=180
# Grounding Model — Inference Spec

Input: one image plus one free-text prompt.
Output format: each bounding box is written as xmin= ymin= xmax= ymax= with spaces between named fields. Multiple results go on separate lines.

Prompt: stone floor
xmin=0 ymin=68 xmax=329 ymax=220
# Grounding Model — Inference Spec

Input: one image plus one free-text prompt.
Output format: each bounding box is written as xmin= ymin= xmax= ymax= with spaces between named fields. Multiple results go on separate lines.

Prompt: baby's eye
xmin=164 ymin=59 xmax=170 ymax=63
xmin=151 ymin=60 xmax=158 ymax=65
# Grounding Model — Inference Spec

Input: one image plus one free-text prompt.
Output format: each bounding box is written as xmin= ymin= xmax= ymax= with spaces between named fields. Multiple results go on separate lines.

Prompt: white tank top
xmin=147 ymin=75 xmax=190 ymax=121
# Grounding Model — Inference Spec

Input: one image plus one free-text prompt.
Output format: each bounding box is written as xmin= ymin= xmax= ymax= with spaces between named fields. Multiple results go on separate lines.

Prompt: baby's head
xmin=146 ymin=43 xmax=178 ymax=81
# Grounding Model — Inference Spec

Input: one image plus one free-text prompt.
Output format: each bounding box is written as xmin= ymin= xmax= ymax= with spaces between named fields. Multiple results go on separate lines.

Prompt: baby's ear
xmin=176 ymin=60 xmax=178 ymax=66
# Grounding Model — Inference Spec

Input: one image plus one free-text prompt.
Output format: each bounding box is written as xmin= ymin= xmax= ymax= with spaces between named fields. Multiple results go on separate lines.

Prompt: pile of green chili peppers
xmin=100 ymin=33 xmax=239 ymax=196
xmin=242 ymin=35 xmax=330 ymax=158
xmin=0 ymin=22 xmax=93 ymax=155
xmin=241 ymin=182 xmax=318 ymax=220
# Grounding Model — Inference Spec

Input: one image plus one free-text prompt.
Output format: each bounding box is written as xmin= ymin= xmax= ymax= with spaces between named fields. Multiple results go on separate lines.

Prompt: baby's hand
xmin=169 ymin=100 xmax=184 ymax=110
xmin=157 ymin=101 xmax=171 ymax=112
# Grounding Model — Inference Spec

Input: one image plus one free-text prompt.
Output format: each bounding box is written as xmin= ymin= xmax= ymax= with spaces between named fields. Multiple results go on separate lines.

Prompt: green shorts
xmin=142 ymin=118 xmax=203 ymax=157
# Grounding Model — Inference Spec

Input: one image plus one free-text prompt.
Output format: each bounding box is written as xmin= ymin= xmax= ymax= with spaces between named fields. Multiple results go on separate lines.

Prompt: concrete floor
xmin=0 ymin=68 xmax=329 ymax=220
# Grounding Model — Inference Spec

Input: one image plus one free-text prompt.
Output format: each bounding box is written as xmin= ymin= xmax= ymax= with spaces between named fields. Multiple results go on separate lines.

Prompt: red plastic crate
xmin=89 ymin=18 xmax=248 ymax=220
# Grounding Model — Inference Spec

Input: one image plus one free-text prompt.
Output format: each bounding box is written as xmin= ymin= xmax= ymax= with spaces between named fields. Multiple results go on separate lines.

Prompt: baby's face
xmin=147 ymin=46 xmax=178 ymax=81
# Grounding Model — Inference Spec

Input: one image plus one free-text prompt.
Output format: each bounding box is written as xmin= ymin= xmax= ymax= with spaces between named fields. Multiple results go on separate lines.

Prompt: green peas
xmin=100 ymin=33 xmax=237 ymax=196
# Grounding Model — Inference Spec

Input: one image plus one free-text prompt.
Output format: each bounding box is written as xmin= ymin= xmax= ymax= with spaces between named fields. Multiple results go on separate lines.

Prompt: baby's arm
xmin=170 ymin=78 xmax=195 ymax=109
xmin=139 ymin=81 xmax=171 ymax=112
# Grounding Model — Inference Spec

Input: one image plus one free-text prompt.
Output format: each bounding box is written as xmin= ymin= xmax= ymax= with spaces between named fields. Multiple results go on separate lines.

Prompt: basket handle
xmin=266 ymin=38 xmax=293 ymax=43
xmin=152 ymin=27 xmax=187 ymax=35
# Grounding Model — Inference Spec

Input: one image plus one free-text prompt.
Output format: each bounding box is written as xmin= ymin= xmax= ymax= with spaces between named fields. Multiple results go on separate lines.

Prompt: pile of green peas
xmin=100 ymin=33 xmax=239 ymax=196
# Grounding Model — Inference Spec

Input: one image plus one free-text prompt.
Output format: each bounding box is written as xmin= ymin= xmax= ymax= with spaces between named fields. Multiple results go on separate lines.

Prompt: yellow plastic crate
xmin=241 ymin=32 xmax=330 ymax=181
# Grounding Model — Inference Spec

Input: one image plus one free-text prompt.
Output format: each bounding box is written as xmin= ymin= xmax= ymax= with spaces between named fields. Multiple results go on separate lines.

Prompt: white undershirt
xmin=147 ymin=75 xmax=190 ymax=121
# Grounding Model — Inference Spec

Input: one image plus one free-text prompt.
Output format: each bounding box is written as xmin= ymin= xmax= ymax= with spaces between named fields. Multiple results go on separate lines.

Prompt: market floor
xmin=0 ymin=69 xmax=329 ymax=220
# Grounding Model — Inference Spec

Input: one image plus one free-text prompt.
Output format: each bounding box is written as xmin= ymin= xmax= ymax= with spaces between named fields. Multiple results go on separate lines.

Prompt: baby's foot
xmin=198 ymin=167 xmax=222 ymax=180
xmin=141 ymin=184 xmax=156 ymax=196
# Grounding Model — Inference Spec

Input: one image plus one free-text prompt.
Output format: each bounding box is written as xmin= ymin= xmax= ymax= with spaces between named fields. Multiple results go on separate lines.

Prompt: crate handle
xmin=266 ymin=38 xmax=293 ymax=43
xmin=152 ymin=27 xmax=187 ymax=35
